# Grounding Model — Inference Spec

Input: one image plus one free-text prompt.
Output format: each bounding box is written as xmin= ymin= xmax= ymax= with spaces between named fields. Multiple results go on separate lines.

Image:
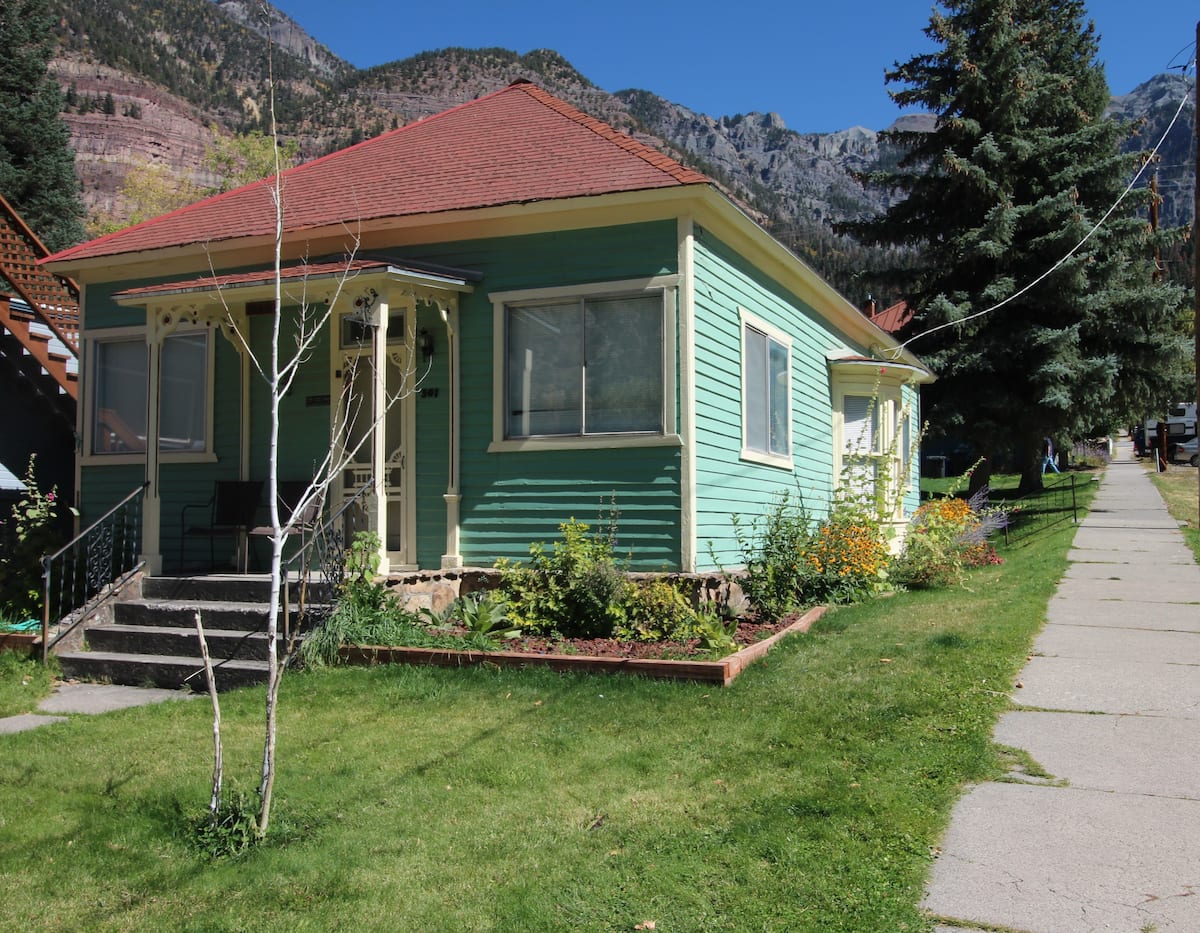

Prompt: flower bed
xmin=338 ymin=606 xmax=826 ymax=686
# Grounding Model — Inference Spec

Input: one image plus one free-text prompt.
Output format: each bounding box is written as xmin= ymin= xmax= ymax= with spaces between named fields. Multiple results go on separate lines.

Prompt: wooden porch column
xmin=373 ymin=293 xmax=390 ymax=574
xmin=140 ymin=310 xmax=163 ymax=574
xmin=441 ymin=299 xmax=463 ymax=569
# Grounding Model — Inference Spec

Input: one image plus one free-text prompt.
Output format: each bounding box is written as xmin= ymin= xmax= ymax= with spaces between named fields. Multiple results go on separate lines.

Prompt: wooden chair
xmin=178 ymin=480 xmax=263 ymax=572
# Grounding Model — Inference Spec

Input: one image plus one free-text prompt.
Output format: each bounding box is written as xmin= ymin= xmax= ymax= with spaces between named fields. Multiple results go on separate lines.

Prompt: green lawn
xmin=1149 ymin=463 xmax=1200 ymax=563
xmin=0 ymin=481 xmax=1094 ymax=931
xmin=0 ymin=649 xmax=54 ymax=718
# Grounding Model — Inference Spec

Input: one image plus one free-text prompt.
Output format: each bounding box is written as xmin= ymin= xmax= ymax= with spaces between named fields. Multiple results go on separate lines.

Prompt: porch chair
xmin=178 ymin=479 xmax=264 ymax=573
xmin=249 ymin=481 xmax=325 ymax=568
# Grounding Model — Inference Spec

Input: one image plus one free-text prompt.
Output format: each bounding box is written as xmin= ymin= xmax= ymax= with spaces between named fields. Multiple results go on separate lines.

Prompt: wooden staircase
xmin=0 ymin=192 xmax=80 ymax=417
xmin=56 ymin=576 xmax=322 ymax=691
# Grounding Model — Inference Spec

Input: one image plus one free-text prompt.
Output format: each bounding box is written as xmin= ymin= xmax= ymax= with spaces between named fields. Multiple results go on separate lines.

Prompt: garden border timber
xmin=337 ymin=606 xmax=828 ymax=686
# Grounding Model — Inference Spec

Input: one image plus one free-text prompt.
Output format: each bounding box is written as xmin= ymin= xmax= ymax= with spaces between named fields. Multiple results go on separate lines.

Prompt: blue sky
xmin=276 ymin=1 xmax=1197 ymax=133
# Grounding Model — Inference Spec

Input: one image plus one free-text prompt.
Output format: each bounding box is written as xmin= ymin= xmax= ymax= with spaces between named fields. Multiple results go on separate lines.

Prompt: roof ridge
xmin=513 ymin=83 xmax=709 ymax=186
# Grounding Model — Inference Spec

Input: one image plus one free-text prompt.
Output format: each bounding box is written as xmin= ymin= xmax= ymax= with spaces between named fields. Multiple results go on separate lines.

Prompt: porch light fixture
xmin=419 ymin=328 xmax=434 ymax=362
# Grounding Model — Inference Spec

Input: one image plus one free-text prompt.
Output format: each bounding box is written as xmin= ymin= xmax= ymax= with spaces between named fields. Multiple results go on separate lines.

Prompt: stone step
xmin=142 ymin=574 xmax=333 ymax=605
xmin=56 ymin=650 xmax=271 ymax=691
xmin=85 ymin=623 xmax=284 ymax=662
xmin=114 ymin=599 xmax=273 ymax=631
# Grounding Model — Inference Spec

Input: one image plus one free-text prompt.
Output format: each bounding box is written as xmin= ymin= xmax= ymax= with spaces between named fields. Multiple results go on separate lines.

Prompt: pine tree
xmin=0 ymin=0 xmax=87 ymax=251
xmin=850 ymin=0 xmax=1191 ymax=489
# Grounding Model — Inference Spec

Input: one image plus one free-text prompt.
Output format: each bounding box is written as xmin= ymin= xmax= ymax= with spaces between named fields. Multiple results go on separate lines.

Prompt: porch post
xmin=441 ymin=300 xmax=463 ymax=569
xmin=373 ymin=293 xmax=390 ymax=574
xmin=140 ymin=310 xmax=163 ymax=575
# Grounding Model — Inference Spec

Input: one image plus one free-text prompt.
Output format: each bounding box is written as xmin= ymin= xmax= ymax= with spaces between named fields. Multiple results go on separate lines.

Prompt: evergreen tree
xmin=850 ymin=0 xmax=1191 ymax=489
xmin=0 ymin=0 xmax=87 ymax=251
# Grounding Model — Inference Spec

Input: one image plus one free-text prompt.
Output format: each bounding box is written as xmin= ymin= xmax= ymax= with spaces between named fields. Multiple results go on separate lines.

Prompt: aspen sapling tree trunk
xmin=193 ymin=16 xmax=431 ymax=842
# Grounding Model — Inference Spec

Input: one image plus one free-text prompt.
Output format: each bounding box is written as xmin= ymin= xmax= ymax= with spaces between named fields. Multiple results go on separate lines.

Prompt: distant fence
xmin=996 ymin=474 xmax=1078 ymax=547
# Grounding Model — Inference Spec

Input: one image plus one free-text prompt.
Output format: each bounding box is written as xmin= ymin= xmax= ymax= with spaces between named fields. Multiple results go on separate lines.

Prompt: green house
xmin=45 ymin=81 xmax=932 ymax=577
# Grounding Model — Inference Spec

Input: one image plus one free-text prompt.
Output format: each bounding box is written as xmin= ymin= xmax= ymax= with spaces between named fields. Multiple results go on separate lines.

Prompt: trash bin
xmin=924 ymin=455 xmax=948 ymax=478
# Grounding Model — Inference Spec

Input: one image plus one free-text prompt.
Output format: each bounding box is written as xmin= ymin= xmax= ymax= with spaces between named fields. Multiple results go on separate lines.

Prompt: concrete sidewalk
xmin=923 ymin=440 xmax=1200 ymax=932
xmin=0 ymin=682 xmax=195 ymax=734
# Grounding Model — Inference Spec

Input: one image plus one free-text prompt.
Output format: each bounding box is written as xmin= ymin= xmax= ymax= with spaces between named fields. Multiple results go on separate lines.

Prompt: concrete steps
xmin=56 ymin=575 xmax=326 ymax=691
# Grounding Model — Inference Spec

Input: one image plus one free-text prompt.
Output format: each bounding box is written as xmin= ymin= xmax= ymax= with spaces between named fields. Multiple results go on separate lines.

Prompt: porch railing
xmin=280 ymin=479 xmax=375 ymax=649
xmin=40 ymin=482 xmax=149 ymax=663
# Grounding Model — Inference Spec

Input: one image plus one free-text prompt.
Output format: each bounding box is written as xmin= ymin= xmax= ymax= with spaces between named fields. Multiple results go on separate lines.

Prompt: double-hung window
xmin=493 ymin=279 xmax=676 ymax=447
xmin=88 ymin=329 xmax=212 ymax=458
xmin=740 ymin=310 xmax=792 ymax=467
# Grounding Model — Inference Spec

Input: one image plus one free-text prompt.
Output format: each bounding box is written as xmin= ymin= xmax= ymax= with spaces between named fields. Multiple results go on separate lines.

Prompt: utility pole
xmin=1194 ymin=22 xmax=1199 ymax=519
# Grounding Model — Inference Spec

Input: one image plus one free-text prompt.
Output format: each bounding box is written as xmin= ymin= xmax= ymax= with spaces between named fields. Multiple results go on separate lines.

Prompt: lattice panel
xmin=0 ymin=198 xmax=80 ymax=348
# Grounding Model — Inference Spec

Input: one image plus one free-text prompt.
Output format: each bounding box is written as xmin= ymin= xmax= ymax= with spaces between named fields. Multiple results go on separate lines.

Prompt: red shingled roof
xmin=47 ymin=82 xmax=710 ymax=266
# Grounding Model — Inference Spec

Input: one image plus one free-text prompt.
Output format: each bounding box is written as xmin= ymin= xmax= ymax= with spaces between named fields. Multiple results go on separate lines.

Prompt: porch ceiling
xmin=113 ymin=257 xmax=479 ymax=308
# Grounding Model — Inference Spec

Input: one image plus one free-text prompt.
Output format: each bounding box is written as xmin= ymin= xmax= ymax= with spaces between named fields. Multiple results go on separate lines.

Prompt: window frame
xmin=739 ymin=309 xmax=793 ymax=470
xmin=833 ymin=378 xmax=912 ymax=521
xmin=488 ymin=277 xmax=680 ymax=452
xmin=82 ymin=325 xmax=216 ymax=465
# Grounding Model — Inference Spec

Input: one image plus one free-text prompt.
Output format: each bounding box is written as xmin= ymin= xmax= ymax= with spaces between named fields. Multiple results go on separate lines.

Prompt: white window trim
xmin=488 ymin=276 xmax=680 ymax=452
xmin=82 ymin=325 xmax=216 ymax=466
xmin=739 ymin=308 xmax=793 ymax=470
xmin=832 ymin=378 xmax=912 ymax=521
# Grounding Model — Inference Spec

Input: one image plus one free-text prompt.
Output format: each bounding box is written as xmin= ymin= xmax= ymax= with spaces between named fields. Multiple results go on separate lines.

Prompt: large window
xmin=504 ymin=292 xmax=664 ymax=439
xmin=741 ymin=312 xmax=792 ymax=465
xmin=90 ymin=331 xmax=211 ymax=456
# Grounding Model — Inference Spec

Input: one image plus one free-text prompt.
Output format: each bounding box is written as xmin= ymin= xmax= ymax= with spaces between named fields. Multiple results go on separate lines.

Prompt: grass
xmin=0 ymin=649 xmax=54 ymax=718
xmin=1148 ymin=463 xmax=1200 ymax=563
xmin=0 ymin=480 xmax=1096 ymax=931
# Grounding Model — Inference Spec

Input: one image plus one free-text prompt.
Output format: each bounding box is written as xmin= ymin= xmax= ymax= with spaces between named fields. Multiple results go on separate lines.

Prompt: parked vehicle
xmin=1177 ymin=436 xmax=1200 ymax=468
xmin=1145 ymin=402 xmax=1197 ymax=458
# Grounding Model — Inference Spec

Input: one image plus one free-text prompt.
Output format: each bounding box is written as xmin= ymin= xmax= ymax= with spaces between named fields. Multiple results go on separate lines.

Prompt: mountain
xmin=43 ymin=0 xmax=1196 ymax=299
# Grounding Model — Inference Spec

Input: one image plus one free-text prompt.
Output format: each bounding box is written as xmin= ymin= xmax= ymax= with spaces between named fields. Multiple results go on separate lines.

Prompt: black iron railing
xmin=281 ymin=479 xmax=374 ymax=648
xmin=40 ymin=482 xmax=149 ymax=663
xmin=999 ymin=474 xmax=1078 ymax=547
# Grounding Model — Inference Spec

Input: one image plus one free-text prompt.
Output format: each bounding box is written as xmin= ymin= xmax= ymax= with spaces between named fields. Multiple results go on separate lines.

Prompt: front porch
xmin=92 ymin=257 xmax=481 ymax=578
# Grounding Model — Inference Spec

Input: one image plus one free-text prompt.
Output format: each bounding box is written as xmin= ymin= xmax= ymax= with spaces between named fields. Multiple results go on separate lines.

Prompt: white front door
xmin=334 ymin=302 xmax=416 ymax=570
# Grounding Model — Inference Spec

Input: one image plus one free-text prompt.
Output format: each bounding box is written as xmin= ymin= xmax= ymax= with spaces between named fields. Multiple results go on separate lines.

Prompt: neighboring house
xmin=0 ymin=193 xmax=80 ymax=529
xmin=45 ymin=81 xmax=931 ymax=577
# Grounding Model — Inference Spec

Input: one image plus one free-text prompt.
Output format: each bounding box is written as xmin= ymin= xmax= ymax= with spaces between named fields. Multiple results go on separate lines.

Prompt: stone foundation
xmin=381 ymin=568 xmax=748 ymax=614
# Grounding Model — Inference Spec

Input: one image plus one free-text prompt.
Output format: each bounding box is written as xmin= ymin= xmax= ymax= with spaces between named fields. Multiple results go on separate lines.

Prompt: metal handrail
xmin=280 ymin=479 xmax=375 ymax=647
xmin=40 ymin=482 xmax=149 ymax=663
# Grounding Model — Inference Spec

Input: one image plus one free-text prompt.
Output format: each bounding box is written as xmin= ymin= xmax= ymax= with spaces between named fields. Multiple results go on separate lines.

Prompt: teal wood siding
xmin=398 ymin=222 xmax=683 ymax=570
xmin=691 ymin=231 xmax=870 ymax=570
xmin=414 ymin=301 xmax=450 ymax=568
xmin=81 ymin=276 xmax=332 ymax=571
xmin=167 ymin=333 xmax=244 ymax=570
xmin=246 ymin=311 xmax=332 ymax=485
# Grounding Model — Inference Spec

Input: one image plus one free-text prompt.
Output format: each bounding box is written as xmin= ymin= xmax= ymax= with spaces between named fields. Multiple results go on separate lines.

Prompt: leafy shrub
xmin=448 ymin=591 xmax=521 ymax=641
xmin=691 ymin=610 xmax=740 ymax=657
xmin=729 ymin=490 xmax=813 ymax=618
xmin=892 ymin=489 xmax=1006 ymax=588
xmin=190 ymin=786 xmax=260 ymax=859
xmin=803 ymin=512 xmax=891 ymax=604
xmin=890 ymin=501 xmax=970 ymax=589
xmin=496 ymin=518 xmax=629 ymax=639
xmin=729 ymin=488 xmax=891 ymax=614
xmin=616 ymin=580 xmax=700 ymax=643
xmin=0 ymin=456 xmax=68 ymax=621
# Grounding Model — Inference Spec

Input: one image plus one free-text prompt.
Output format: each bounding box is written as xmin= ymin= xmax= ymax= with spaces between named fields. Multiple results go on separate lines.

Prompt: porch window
xmin=841 ymin=393 xmax=880 ymax=499
xmin=89 ymin=331 xmax=211 ymax=456
xmin=834 ymin=383 xmax=912 ymax=519
xmin=504 ymin=292 xmax=664 ymax=438
xmin=740 ymin=311 xmax=792 ymax=466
